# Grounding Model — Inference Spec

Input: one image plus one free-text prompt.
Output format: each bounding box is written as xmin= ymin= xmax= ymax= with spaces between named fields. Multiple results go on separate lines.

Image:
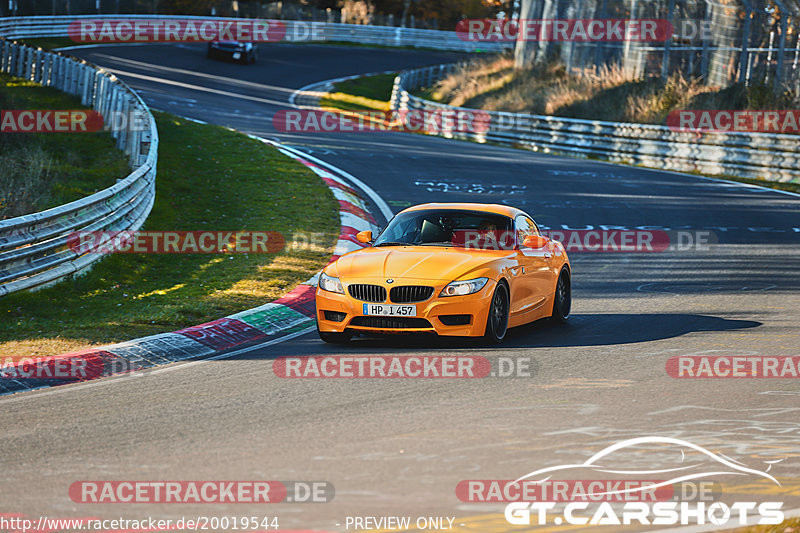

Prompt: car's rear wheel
xmin=551 ymin=268 xmax=571 ymax=323
xmin=484 ymin=282 xmax=509 ymax=344
xmin=317 ymin=324 xmax=352 ymax=344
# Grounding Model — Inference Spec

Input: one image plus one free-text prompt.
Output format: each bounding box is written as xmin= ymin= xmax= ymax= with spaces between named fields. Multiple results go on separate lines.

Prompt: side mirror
xmin=356 ymin=230 xmax=373 ymax=244
xmin=522 ymin=235 xmax=549 ymax=249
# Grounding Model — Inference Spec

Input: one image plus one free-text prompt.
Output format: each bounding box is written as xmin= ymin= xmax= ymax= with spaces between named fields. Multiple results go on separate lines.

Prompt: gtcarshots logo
xmin=67 ymin=231 xmax=284 ymax=254
xmin=70 ymin=480 xmax=334 ymax=504
xmin=503 ymin=437 xmax=785 ymax=527
xmin=67 ymin=18 xmax=288 ymax=43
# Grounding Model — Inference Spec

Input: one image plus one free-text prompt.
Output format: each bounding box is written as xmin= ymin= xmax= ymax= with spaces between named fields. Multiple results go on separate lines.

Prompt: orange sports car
xmin=315 ymin=203 xmax=571 ymax=344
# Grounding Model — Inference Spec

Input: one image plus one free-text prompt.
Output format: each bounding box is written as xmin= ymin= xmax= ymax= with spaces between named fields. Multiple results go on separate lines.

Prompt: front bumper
xmin=316 ymin=280 xmax=497 ymax=337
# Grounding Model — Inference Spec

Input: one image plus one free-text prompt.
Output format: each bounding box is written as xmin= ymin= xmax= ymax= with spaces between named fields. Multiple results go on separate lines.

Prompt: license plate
xmin=232 ymin=52 xmax=241 ymax=59
xmin=362 ymin=304 xmax=416 ymax=317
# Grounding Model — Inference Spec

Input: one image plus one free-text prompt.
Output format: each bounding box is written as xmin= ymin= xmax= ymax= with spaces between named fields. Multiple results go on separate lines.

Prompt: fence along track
xmin=390 ymin=63 xmax=800 ymax=184
xmin=0 ymin=30 xmax=158 ymax=296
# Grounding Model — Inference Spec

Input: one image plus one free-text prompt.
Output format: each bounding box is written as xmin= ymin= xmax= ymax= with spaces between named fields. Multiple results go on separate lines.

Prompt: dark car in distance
xmin=207 ymin=41 xmax=257 ymax=64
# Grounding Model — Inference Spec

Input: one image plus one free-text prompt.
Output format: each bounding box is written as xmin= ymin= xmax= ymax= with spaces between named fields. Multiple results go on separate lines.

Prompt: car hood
xmin=333 ymin=247 xmax=510 ymax=282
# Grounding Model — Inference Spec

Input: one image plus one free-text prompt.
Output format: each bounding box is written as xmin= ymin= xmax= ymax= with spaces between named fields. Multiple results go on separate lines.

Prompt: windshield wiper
xmin=374 ymin=241 xmax=410 ymax=247
xmin=419 ymin=241 xmax=454 ymax=247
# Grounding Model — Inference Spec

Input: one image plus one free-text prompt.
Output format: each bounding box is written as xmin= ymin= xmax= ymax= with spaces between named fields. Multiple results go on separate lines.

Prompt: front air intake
xmin=347 ymin=284 xmax=387 ymax=303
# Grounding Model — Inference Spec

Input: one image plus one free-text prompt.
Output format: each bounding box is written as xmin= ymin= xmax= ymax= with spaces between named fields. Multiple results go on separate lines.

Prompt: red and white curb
xmin=0 ymin=130 xmax=384 ymax=396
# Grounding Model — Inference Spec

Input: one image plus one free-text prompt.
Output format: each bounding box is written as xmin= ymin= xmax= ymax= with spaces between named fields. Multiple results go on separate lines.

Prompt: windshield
xmin=372 ymin=209 xmax=516 ymax=249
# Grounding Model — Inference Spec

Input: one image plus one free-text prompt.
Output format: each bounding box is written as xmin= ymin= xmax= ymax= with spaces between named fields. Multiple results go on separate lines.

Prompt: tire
xmin=484 ymin=282 xmax=510 ymax=344
xmin=317 ymin=324 xmax=352 ymax=344
xmin=551 ymin=268 xmax=571 ymax=323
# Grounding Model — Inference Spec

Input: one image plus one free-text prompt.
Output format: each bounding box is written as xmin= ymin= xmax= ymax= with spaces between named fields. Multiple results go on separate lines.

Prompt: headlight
xmin=439 ymin=277 xmax=489 ymax=297
xmin=319 ymin=272 xmax=344 ymax=294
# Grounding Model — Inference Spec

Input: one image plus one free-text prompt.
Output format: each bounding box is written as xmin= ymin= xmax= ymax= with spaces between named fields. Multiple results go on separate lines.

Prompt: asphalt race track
xmin=1 ymin=42 xmax=799 ymax=532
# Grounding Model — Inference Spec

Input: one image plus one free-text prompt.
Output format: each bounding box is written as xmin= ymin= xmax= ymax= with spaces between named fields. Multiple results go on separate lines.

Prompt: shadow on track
xmin=230 ymin=313 xmax=760 ymax=359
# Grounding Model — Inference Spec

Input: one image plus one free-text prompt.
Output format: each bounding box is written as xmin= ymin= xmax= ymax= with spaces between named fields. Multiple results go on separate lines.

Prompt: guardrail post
xmin=0 ymin=40 xmax=8 ymax=73
xmin=52 ymin=54 xmax=62 ymax=89
xmin=23 ymin=45 xmax=33 ymax=80
xmin=106 ymin=84 xmax=118 ymax=139
xmin=80 ymin=64 xmax=92 ymax=105
xmin=33 ymin=48 xmax=42 ymax=83
xmin=63 ymin=58 xmax=72 ymax=93
xmin=11 ymin=44 xmax=20 ymax=77
xmin=67 ymin=59 xmax=78 ymax=94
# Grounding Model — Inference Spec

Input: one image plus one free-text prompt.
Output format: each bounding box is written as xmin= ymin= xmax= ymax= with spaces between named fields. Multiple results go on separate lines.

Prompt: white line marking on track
xmin=102 ymin=67 xmax=289 ymax=107
xmin=272 ymin=142 xmax=394 ymax=222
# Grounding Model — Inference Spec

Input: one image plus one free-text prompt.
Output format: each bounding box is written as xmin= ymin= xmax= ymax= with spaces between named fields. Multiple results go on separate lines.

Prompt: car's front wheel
xmin=317 ymin=324 xmax=352 ymax=344
xmin=484 ymin=282 xmax=509 ymax=344
xmin=551 ymin=268 xmax=571 ymax=323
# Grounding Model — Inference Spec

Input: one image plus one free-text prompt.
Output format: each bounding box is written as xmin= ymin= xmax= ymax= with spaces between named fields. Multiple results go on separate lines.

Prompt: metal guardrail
xmin=0 ymin=35 xmax=158 ymax=296
xmin=0 ymin=15 xmax=510 ymax=53
xmin=390 ymin=64 xmax=800 ymax=184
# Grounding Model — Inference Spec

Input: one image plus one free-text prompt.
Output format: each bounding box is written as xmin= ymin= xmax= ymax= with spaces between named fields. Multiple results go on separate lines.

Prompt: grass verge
xmin=318 ymin=73 xmax=396 ymax=112
xmin=15 ymin=37 xmax=81 ymax=50
xmin=0 ymin=72 xmax=130 ymax=219
xmin=0 ymin=111 xmax=339 ymax=361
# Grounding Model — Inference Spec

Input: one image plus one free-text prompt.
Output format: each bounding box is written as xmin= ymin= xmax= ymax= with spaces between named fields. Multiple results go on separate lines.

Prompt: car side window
xmin=515 ymin=215 xmax=538 ymax=245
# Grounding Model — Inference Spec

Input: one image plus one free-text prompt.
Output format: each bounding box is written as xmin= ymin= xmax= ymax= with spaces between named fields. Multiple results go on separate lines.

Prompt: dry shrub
xmin=424 ymin=56 xmax=787 ymax=124
xmin=0 ymin=143 xmax=54 ymax=219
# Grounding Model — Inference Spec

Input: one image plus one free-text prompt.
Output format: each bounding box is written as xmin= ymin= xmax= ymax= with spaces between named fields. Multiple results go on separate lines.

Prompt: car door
xmin=510 ymin=214 xmax=553 ymax=316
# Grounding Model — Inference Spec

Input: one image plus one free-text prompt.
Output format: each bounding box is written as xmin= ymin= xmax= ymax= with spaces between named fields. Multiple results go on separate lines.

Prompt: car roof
xmin=399 ymin=203 xmax=528 ymax=219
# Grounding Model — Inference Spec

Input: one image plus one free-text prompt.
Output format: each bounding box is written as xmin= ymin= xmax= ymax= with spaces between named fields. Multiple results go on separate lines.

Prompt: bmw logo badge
xmin=386 ymin=279 xmax=394 ymax=284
